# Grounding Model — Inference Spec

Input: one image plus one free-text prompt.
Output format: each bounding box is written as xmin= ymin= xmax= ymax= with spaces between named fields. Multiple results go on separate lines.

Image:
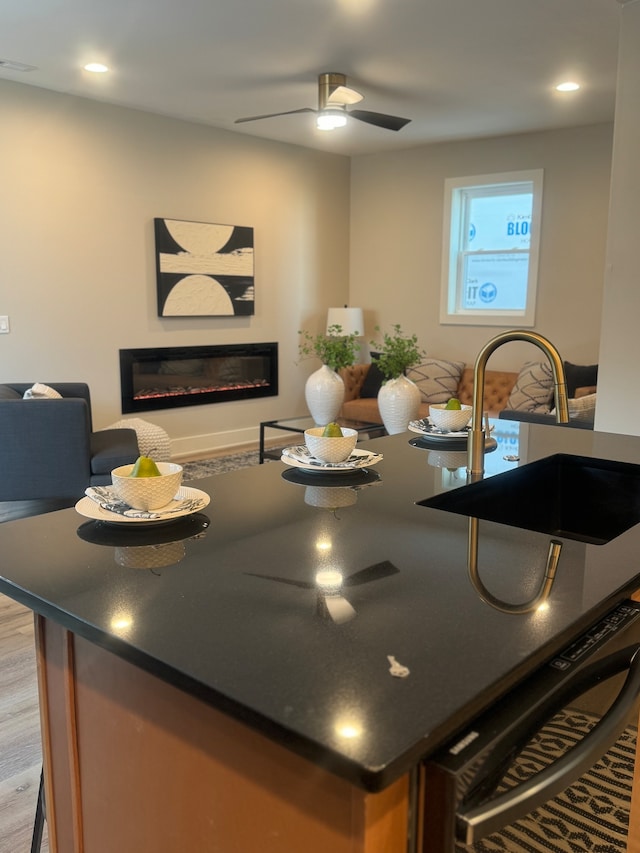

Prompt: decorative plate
xmin=75 ymin=486 xmax=210 ymax=525
xmin=408 ymin=419 xmax=470 ymax=439
xmin=76 ymin=514 xmax=210 ymax=546
xmin=281 ymin=446 xmax=383 ymax=473
xmin=281 ymin=468 xmax=382 ymax=487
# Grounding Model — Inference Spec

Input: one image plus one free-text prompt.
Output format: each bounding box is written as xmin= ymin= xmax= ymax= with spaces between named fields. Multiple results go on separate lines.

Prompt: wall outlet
xmin=0 ymin=316 xmax=9 ymax=334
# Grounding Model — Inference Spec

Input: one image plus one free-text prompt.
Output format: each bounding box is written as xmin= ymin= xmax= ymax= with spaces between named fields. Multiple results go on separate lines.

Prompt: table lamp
xmin=326 ymin=307 xmax=364 ymax=337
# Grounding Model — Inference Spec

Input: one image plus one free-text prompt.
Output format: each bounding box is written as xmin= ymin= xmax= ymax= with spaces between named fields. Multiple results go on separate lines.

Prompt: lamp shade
xmin=326 ymin=307 xmax=364 ymax=337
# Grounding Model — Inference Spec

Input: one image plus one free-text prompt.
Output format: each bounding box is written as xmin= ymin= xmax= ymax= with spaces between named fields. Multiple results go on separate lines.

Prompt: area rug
xmin=181 ymin=448 xmax=264 ymax=481
xmin=458 ymin=707 xmax=636 ymax=852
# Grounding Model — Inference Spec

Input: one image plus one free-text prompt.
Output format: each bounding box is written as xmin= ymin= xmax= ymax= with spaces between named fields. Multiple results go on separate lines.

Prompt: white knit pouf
xmin=105 ymin=418 xmax=172 ymax=461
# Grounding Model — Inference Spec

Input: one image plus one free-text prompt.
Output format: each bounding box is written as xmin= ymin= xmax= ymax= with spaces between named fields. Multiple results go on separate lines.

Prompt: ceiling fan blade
xmin=348 ymin=109 xmax=411 ymax=132
xmin=327 ymin=85 xmax=364 ymax=107
xmin=235 ymin=108 xmax=315 ymax=125
xmin=344 ymin=559 xmax=400 ymax=587
xmin=323 ymin=594 xmax=357 ymax=624
xmin=244 ymin=572 xmax=313 ymax=589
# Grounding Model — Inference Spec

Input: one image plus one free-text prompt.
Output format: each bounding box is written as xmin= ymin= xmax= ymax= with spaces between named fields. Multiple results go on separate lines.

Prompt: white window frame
xmin=440 ymin=169 xmax=543 ymax=327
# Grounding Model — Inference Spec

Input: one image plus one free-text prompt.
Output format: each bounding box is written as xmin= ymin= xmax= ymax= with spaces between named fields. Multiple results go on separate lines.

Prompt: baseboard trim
xmin=170 ymin=427 xmax=258 ymax=461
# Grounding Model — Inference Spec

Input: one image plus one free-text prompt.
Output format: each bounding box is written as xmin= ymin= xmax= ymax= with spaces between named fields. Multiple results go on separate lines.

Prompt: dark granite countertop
xmin=2 ymin=419 xmax=640 ymax=792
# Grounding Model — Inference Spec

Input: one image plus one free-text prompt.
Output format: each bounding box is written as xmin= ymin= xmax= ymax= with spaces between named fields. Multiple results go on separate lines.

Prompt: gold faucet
xmin=467 ymin=330 xmax=570 ymax=479
xmin=468 ymin=517 xmax=562 ymax=614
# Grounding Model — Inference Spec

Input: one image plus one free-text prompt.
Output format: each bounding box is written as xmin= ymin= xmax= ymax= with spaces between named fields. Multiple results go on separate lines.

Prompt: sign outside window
xmin=466 ymin=193 xmax=533 ymax=250
xmin=462 ymin=253 xmax=529 ymax=311
xmin=440 ymin=169 xmax=543 ymax=327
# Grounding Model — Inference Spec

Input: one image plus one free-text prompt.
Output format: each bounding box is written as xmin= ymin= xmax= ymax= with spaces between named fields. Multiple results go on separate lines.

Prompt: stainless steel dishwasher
xmin=417 ymin=599 xmax=640 ymax=852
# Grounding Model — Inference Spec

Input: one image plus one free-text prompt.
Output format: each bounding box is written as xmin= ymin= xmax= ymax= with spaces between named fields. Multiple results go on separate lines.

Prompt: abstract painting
xmin=154 ymin=218 xmax=254 ymax=317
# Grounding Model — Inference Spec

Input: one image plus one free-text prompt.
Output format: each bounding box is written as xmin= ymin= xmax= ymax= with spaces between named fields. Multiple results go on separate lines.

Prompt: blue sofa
xmin=0 ymin=382 xmax=139 ymax=507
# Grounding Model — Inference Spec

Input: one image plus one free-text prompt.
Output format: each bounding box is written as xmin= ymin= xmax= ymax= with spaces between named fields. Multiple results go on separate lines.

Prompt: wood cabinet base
xmin=35 ymin=616 xmax=410 ymax=853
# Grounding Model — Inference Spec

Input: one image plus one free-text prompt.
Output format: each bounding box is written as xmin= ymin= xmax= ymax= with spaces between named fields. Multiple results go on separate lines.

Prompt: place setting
xmin=280 ymin=423 xmax=383 ymax=485
xmin=409 ymin=401 xmax=497 ymax=451
xmin=75 ymin=456 xmax=210 ymax=525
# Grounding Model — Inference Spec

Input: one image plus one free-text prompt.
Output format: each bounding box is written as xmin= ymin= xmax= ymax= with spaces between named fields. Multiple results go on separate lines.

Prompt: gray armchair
xmin=0 ymin=382 xmax=140 ymax=505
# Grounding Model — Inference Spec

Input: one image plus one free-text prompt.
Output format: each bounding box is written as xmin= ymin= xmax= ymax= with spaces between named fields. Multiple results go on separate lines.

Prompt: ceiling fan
xmin=245 ymin=559 xmax=399 ymax=625
xmin=235 ymin=72 xmax=411 ymax=132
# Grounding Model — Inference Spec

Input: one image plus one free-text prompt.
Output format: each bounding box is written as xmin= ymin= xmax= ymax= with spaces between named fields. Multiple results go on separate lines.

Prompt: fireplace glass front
xmin=119 ymin=343 xmax=278 ymax=414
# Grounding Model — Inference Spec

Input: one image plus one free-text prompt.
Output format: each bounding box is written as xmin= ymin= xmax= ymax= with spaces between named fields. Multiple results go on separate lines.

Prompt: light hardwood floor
xmin=0 ymin=594 xmax=48 ymax=852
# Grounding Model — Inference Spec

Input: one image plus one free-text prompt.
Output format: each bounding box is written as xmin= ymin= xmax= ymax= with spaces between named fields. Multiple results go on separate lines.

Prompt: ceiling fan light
xmin=317 ymin=109 xmax=348 ymax=130
xmin=555 ymin=81 xmax=580 ymax=92
xmin=83 ymin=62 xmax=109 ymax=74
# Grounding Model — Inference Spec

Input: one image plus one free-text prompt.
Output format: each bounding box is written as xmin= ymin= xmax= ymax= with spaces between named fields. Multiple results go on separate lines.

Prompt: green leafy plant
xmin=297 ymin=324 xmax=360 ymax=372
xmin=370 ymin=324 xmax=426 ymax=380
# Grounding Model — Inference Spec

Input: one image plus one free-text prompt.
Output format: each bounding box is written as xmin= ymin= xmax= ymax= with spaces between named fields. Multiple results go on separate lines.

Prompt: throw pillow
xmin=360 ymin=354 xmax=385 ymax=398
xmin=23 ymin=382 xmax=62 ymax=399
xmin=563 ymin=361 xmax=598 ymax=398
xmin=569 ymin=393 xmax=597 ymax=422
xmin=0 ymin=384 xmax=21 ymax=400
xmin=406 ymin=358 xmax=465 ymax=404
xmin=507 ymin=362 xmax=555 ymax=413
xmin=550 ymin=393 xmax=597 ymax=422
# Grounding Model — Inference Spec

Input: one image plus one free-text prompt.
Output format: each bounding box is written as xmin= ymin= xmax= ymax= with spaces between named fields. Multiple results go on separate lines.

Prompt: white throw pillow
xmin=23 ymin=382 xmax=62 ymax=399
xmin=507 ymin=362 xmax=554 ymax=413
xmin=569 ymin=393 xmax=597 ymax=420
xmin=551 ymin=393 xmax=597 ymax=422
xmin=406 ymin=358 xmax=465 ymax=404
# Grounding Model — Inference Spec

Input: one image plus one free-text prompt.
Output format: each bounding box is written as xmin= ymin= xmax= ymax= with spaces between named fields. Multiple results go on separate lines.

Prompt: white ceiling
xmin=0 ymin=0 xmax=622 ymax=156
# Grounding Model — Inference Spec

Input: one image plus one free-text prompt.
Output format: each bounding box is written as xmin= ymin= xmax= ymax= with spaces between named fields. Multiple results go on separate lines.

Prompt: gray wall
xmin=596 ymin=0 xmax=640 ymax=435
xmin=349 ymin=123 xmax=613 ymax=371
xmin=0 ymin=80 xmax=351 ymax=457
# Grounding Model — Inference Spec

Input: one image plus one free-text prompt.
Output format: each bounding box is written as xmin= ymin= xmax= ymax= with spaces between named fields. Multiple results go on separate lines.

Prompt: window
xmin=440 ymin=170 xmax=543 ymax=326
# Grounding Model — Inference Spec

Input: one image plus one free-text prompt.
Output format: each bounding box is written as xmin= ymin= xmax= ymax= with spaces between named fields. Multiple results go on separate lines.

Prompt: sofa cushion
xmin=90 ymin=428 xmax=140 ymax=476
xmin=507 ymin=361 xmax=555 ymax=413
xmin=0 ymin=384 xmax=21 ymax=400
xmin=341 ymin=397 xmax=386 ymax=424
xmin=23 ymin=382 xmax=62 ymax=399
xmin=564 ymin=361 xmax=598 ymax=398
xmin=360 ymin=354 xmax=385 ymax=398
xmin=406 ymin=358 xmax=465 ymax=404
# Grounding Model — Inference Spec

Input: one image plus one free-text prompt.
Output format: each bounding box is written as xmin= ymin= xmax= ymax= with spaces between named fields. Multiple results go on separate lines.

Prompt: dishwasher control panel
xmin=548 ymin=600 xmax=640 ymax=671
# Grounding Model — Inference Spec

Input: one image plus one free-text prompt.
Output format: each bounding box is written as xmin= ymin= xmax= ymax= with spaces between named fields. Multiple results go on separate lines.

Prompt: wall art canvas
xmin=154 ymin=218 xmax=255 ymax=317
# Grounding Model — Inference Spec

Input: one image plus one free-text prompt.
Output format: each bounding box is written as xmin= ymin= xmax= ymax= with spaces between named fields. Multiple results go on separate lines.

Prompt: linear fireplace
xmin=119 ymin=343 xmax=278 ymax=414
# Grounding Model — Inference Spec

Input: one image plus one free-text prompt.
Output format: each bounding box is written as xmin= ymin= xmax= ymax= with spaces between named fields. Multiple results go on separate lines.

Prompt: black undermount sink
xmin=418 ymin=454 xmax=640 ymax=545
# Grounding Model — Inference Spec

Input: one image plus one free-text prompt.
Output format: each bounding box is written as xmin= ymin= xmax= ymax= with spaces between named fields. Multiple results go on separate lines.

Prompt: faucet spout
xmin=468 ymin=517 xmax=562 ymax=614
xmin=467 ymin=330 xmax=570 ymax=479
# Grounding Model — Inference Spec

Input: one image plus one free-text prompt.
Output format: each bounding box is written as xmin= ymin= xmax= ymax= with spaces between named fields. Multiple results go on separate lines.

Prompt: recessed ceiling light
xmin=555 ymin=81 xmax=580 ymax=92
xmin=83 ymin=62 xmax=109 ymax=74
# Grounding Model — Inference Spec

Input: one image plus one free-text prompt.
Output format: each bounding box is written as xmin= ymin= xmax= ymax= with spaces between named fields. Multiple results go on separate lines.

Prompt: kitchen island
xmin=2 ymin=420 xmax=640 ymax=851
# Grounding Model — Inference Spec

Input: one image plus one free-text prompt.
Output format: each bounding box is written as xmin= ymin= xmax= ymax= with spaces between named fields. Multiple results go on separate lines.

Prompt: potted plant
xmin=371 ymin=324 xmax=425 ymax=380
xmin=370 ymin=324 xmax=426 ymax=434
xmin=298 ymin=324 xmax=361 ymax=425
xmin=298 ymin=324 xmax=360 ymax=372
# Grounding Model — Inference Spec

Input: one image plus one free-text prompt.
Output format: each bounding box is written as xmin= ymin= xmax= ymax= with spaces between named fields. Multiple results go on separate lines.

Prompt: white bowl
xmin=304 ymin=486 xmax=358 ymax=509
xmin=304 ymin=427 xmax=358 ymax=464
xmin=429 ymin=403 xmax=472 ymax=432
xmin=111 ymin=461 xmax=183 ymax=510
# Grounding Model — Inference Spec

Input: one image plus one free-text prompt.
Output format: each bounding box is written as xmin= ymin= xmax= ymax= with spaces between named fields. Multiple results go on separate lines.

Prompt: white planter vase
xmin=305 ymin=365 xmax=345 ymax=425
xmin=377 ymin=375 xmax=421 ymax=435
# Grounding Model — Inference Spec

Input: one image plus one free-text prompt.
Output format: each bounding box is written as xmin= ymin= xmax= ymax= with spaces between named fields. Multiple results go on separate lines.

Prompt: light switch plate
xmin=0 ymin=316 xmax=10 ymax=333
